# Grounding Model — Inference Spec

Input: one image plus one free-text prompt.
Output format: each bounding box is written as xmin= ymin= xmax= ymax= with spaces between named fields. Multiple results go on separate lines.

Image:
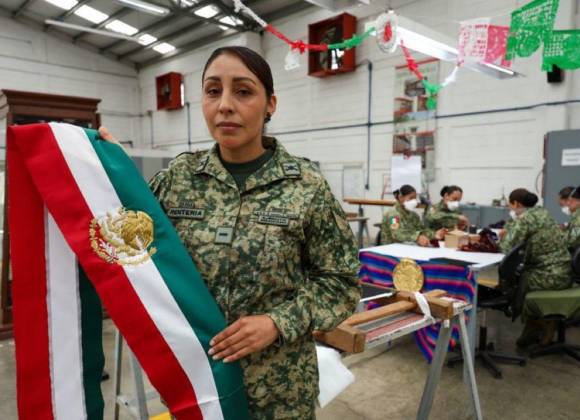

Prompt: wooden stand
xmin=0 ymin=90 xmax=101 ymax=339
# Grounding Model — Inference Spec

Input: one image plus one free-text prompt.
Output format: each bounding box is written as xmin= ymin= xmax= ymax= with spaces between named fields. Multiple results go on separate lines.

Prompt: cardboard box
xmin=444 ymin=229 xmax=470 ymax=249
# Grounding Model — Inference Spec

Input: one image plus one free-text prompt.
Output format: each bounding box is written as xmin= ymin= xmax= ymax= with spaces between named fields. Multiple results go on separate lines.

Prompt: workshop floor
xmin=1 ymin=311 xmax=579 ymax=419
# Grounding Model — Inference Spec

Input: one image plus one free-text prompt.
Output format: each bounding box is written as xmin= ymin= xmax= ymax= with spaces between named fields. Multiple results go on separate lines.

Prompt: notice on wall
xmin=391 ymin=155 xmax=422 ymax=193
xmin=562 ymin=148 xmax=580 ymax=166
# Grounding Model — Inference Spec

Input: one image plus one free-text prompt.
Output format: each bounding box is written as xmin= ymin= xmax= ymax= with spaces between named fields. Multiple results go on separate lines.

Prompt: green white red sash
xmin=8 ymin=123 xmax=249 ymax=420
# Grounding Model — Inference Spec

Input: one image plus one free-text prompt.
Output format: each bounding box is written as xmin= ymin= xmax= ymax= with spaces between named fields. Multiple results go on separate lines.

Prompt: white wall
xmin=137 ymin=0 xmax=580 ymax=233
xmin=0 ymin=12 xmax=141 ymax=145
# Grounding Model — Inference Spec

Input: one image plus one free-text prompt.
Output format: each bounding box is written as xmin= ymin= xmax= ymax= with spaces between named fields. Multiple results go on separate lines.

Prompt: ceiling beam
xmin=99 ymin=0 xmax=214 ymax=54
xmin=43 ymin=0 xmax=92 ymax=32
xmin=73 ymin=7 xmax=133 ymax=42
xmin=139 ymin=1 xmax=316 ymax=69
xmin=12 ymin=0 xmax=36 ymax=18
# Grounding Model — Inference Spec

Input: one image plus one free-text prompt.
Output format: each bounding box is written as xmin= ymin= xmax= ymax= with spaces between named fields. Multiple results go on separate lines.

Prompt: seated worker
xmin=425 ymin=185 xmax=470 ymax=231
xmin=381 ymin=185 xmax=446 ymax=247
xmin=559 ymin=185 xmax=574 ymax=211
xmin=563 ymin=186 xmax=580 ymax=252
xmin=499 ymin=188 xmax=572 ymax=349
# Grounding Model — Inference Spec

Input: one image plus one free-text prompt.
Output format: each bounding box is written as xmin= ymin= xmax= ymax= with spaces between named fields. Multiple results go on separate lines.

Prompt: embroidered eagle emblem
xmin=90 ymin=208 xmax=157 ymax=266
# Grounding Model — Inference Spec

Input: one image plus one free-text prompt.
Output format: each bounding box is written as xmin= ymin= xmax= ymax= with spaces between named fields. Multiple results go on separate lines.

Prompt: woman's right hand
xmin=98 ymin=126 xmax=123 ymax=148
xmin=417 ymin=235 xmax=430 ymax=247
xmin=435 ymin=228 xmax=447 ymax=241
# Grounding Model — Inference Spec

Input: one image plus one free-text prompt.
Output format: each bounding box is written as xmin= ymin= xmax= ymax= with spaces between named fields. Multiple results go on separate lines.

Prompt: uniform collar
xmin=194 ymin=137 xmax=302 ymax=193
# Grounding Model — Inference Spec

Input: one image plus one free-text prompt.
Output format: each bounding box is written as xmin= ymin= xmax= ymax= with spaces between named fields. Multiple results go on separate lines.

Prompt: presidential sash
xmin=8 ymin=123 xmax=249 ymax=420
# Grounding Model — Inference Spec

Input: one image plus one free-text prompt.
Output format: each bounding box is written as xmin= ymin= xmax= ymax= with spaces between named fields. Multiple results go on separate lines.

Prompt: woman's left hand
xmin=209 ymin=315 xmax=280 ymax=363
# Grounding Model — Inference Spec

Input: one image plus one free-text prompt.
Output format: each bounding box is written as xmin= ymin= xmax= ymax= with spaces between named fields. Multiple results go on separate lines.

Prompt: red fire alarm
xmin=156 ymin=72 xmax=183 ymax=110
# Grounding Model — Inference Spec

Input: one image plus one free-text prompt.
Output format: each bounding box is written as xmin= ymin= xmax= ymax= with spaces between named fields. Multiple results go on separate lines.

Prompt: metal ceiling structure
xmin=0 ymin=0 xmax=315 ymax=69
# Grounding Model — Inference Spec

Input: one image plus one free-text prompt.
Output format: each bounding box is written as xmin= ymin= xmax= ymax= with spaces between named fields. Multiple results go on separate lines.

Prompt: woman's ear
xmin=267 ymin=94 xmax=277 ymax=119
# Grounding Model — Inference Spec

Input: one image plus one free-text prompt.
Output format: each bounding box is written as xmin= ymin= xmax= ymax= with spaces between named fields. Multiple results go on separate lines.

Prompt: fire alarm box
xmin=308 ymin=13 xmax=357 ymax=78
xmin=156 ymin=72 xmax=183 ymax=110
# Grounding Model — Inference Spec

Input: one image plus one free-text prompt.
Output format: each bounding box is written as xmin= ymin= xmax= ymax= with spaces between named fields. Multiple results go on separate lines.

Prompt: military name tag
xmin=257 ymin=215 xmax=289 ymax=226
xmin=167 ymin=208 xmax=205 ymax=219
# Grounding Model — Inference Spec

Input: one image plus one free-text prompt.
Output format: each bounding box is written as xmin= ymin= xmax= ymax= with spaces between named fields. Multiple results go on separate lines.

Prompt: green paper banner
xmin=505 ymin=0 xmax=559 ymax=60
xmin=542 ymin=30 xmax=580 ymax=71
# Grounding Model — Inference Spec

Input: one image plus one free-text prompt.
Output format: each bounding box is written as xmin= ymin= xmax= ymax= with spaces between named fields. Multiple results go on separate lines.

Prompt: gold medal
xmin=393 ymin=258 xmax=424 ymax=292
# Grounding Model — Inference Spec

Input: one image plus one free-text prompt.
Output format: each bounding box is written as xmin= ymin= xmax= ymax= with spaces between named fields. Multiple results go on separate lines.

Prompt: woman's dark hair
xmin=202 ymin=46 xmax=274 ymax=99
xmin=571 ymin=186 xmax=580 ymax=200
xmin=509 ymin=188 xmax=539 ymax=208
xmin=394 ymin=184 xmax=416 ymax=200
xmin=559 ymin=186 xmax=574 ymax=199
xmin=440 ymin=185 xmax=463 ymax=197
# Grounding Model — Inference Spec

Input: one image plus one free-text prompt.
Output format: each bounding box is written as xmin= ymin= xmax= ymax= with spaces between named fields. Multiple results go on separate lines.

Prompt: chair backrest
xmin=498 ymin=242 xmax=527 ymax=320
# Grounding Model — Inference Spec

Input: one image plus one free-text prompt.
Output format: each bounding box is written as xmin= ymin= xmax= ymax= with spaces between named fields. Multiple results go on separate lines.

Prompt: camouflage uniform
xmin=424 ymin=201 xmax=461 ymax=230
xmin=566 ymin=209 xmax=580 ymax=252
xmin=149 ymin=137 xmax=361 ymax=420
xmin=499 ymin=207 xmax=572 ymax=291
xmin=380 ymin=202 xmax=433 ymax=245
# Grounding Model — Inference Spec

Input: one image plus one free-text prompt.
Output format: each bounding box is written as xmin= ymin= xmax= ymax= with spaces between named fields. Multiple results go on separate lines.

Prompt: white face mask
xmin=561 ymin=206 xmax=572 ymax=216
xmin=509 ymin=209 xmax=518 ymax=220
xmin=403 ymin=199 xmax=418 ymax=211
xmin=447 ymin=201 xmax=460 ymax=211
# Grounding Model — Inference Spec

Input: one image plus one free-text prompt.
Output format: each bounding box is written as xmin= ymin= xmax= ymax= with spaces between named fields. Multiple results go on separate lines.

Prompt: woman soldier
xmin=380 ymin=184 xmax=446 ymax=246
xmin=499 ymin=188 xmax=572 ymax=348
xmin=101 ymin=46 xmax=361 ymax=419
xmin=425 ymin=185 xmax=469 ymax=231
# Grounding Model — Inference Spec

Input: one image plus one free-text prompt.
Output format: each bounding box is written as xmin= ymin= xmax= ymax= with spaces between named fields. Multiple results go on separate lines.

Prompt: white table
xmin=360 ymin=244 xmax=504 ymax=373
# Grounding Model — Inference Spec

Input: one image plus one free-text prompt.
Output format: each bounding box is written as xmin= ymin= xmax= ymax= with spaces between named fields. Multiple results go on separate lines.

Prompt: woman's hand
xmin=498 ymin=229 xmax=507 ymax=240
xmin=209 ymin=315 xmax=280 ymax=363
xmin=458 ymin=215 xmax=470 ymax=230
xmin=435 ymin=228 xmax=447 ymax=241
xmin=417 ymin=234 xmax=430 ymax=247
xmin=98 ymin=126 xmax=123 ymax=148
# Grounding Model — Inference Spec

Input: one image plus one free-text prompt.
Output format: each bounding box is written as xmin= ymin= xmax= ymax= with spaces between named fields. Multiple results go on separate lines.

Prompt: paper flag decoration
xmin=485 ymin=25 xmax=512 ymax=67
xmin=458 ymin=18 xmax=491 ymax=64
xmin=542 ymin=30 xmax=580 ymax=71
xmin=505 ymin=0 xmax=560 ymax=60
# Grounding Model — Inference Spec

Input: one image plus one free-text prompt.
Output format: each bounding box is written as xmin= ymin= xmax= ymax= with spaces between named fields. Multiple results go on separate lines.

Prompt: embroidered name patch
xmin=167 ymin=208 xmax=205 ymax=219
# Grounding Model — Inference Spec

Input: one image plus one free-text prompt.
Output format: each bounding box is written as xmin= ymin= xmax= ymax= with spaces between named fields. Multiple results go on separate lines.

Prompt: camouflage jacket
xmin=380 ymin=202 xmax=433 ymax=245
xmin=500 ymin=207 xmax=572 ymax=291
xmin=424 ymin=201 xmax=461 ymax=230
xmin=566 ymin=209 xmax=580 ymax=252
xmin=149 ymin=137 xmax=361 ymax=419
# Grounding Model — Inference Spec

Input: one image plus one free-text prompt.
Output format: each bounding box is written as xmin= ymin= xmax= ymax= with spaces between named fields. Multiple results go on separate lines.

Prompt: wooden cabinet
xmin=308 ymin=13 xmax=357 ymax=77
xmin=0 ymin=90 xmax=100 ymax=339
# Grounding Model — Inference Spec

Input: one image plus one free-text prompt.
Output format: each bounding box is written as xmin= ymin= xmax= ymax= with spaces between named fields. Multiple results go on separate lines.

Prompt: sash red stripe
xmin=8 ymin=124 xmax=203 ymax=420
xmin=8 ymin=131 xmax=54 ymax=420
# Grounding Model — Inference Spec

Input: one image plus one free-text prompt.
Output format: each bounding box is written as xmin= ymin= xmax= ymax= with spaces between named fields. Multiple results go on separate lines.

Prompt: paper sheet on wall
xmin=343 ymin=166 xmax=364 ymax=199
xmin=391 ymin=155 xmax=422 ymax=192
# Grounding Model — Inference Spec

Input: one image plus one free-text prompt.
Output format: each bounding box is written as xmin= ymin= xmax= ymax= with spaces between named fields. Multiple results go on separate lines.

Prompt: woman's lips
xmin=217 ymin=122 xmax=242 ymax=133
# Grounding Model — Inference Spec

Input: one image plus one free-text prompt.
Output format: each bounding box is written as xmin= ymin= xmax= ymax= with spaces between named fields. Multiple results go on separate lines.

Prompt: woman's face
xmin=444 ymin=190 xmax=462 ymax=203
xmin=202 ymin=53 xmax=276 ymax=153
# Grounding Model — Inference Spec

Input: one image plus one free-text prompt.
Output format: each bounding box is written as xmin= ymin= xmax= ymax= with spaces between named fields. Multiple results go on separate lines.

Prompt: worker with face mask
xmin=380 ymin=184 xmax=446 ymax=247
xmin=425 ymin=185 xmax=470 ymax=231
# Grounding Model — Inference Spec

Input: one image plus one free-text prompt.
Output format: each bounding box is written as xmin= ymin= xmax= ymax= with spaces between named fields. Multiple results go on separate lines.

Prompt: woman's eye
xmin=237 ymin=89 xmax=252 ymax=96
xmin=206 ymin=88 xmax=220 ymax=96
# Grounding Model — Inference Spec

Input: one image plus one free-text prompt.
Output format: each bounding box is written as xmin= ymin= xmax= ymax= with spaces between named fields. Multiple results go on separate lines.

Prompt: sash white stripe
xmin=46 ymin=211 xmax=87 ymax=420
xmin=48 ymin=123 xmax=224 ymax=420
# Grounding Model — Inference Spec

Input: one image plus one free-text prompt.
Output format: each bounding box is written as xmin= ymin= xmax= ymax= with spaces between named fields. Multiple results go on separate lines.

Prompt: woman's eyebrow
xmin=203 ymin=76 xmax=257 ymax=85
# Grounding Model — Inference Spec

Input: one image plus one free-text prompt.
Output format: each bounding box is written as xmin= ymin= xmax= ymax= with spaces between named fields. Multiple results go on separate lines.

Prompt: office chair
xmin=527 ymin=247 xmax=580 ymax=363
xmin=447 ymin=243 xmax=527 ymax=379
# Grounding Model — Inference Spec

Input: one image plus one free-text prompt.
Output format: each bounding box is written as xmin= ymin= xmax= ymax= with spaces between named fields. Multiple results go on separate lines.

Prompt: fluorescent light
xmin=44 ymin=19 xmax=139 ymax=41
xmin=179 ymin=0 xmax=198 ymax=6
xmin=44 ymin=0 xmax=78 ymax=10
xmin=153 ymin=42 xmax=176 ymax=54
xmin=194 ymin=5 xmax=219 ymax=19
xmin=105 ymin=20 xmax=139 ymax=36
xmin=138 ymin=33 xmax=157 ymax=46
xmin=218 ymin=15 xmax=242 ymax=30
xmin=482 ymin=62 xmax=516 ymax=76
xmin=115 ymin=0 xmax=170 ymax=16
xmin=74 ymin=5 xmax=109 ymax=24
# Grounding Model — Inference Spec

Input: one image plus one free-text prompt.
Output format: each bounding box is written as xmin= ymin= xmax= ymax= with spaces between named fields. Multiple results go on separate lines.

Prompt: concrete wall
xmin=0 ymin=12 xmax=141 ymax=145
xmin=139 ymin=1 xmax=580 ymax=231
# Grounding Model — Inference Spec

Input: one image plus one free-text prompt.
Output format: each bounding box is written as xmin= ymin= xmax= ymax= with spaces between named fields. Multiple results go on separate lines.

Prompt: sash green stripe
xmin=82 ymin=129 xmax=249 ymax=419
xmin=79 ymin=266 xmax=105 ymax=420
